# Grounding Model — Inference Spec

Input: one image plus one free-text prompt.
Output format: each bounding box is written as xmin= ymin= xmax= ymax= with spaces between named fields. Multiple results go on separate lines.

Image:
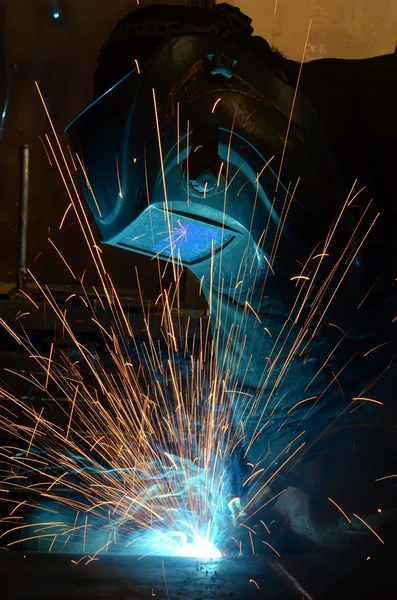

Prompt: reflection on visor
xmin=117 ymin=208 xmax=235 ymax=265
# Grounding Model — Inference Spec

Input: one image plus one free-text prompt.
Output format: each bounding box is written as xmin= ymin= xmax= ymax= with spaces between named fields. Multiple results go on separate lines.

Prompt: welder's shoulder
xmin=285 ymin=53 xmax=397 ymax=145
xmin=287 ymin=53 xmax=397 ymax=196
xmin=297 ymin=53 xmax=397 ymax=84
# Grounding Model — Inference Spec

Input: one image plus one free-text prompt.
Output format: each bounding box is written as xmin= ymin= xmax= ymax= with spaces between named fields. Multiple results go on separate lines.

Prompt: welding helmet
xmin=66 ymin=3 xmax=349 ymax=299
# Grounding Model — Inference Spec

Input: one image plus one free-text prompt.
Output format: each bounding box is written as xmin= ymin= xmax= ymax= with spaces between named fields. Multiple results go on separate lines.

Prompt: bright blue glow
xmin=53 ymin=11 xmax=60 ymax=19
xmin=125 ymin=529 xmax=223 ymax=559
xmin=150 ymin=216 xmax=234 ymax=263
xmin=120 ymin=209 xmax=236 ymax=264
xmin=176 ymin=537 xmax=222 ymax=559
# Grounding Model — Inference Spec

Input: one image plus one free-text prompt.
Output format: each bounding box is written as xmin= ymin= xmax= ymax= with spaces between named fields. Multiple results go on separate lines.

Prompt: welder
xmin=67 ymin=2 xmax=397 ymax=552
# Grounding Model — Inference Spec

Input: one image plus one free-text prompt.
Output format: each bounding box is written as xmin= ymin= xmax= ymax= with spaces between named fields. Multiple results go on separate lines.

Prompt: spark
xmin=364 ymin=341 xmax=394 ymax=357
xmin=352 ymin=397 xmax=383 ymax=405
xmin=347 ymin=184 xmax=367 ymax=206
xmin=262 ymin=253 xmax=275 ymax=275
xmin=35 ymin=83 xmax=111 ymax=303
xmin=262 ymin=540 xmax=280 ymax=557
xmin=290 ymin=275 xmax=310 ymax=282
xmin=64 ymin=293 xmax=76 ymax=302
xmin=245 ymin=109 xmax=257 ymax=122
xmin=116 ymin=154 xmax=122 ymax=198
xmin=317 ymin=212 xmax=379 ymax=338
xmin=59 ymin=202 xmax=73 ymax=229
xmin=17 ymin=289 xmax=39 ymax=309
xmin=249 ymin=579 xmax=260 ymax=589
xmin=260 ymin=520 xmax=270 ymax=534
xmin=328 ymin=497 xmax=351 ymax=523
xmin=244 ymin=469 xmax=264 ymax=486
xmin=312 ymin=253 xmax=329 ymax=260
xmin=10 ymin=501 xmax=27 ymax=516
xmin=217 ymin=162 xmax=224 ymax=187
xmin=66 ymin=386 xmax=78 ymax=441
xmin=237 ymin=180 xmax=249 ymax=197
xmin=38 ymin=135 xmax=53 ymax=166
xmin=152 ymin=88 xmax=169 ymax=212
xmin=134 ymin=59 xmax=140 ymax=74
xmin=357 ymin=276 xmax=382 ymax=309
xmin=211 ymin=98 xmax=222 ymax=113
xmin=33 ymin=252 xmax=43 ymax=265
xmin=67 ymin=145 xmax=77 ymax=171
xmin=353 ymin=513 xmax=385 ymax=544
xmin=45 ymin=342 xmax=54 ymax=389
xmin=255 ymin=155 xmax=275 ymax=182
xmin=275 ymin=19 xmax=312 ymax=192
xmin=48 ymin=238 xmax=76 ymax=279
xmin=176 ymin=102 xmax=180 ymax=165
xmin=15 ymin=311 xmax=30 ymax=322
xmin=228 ymin=497 xmax=240 ymax=507
xmin=74 ymin=154 xmax=103 ymax=218
xmin=328 ymin=322 xmax=346 ymax=335
xmin=186 ymin=119 xmax=190 ymax=207
xmin=287 ymin=396 xmax=317 ymax=414
xmin=304 ymin=332 xmax=349 ymax=391
xmin=244 ymin=301 xmax=261 ymax=323
xmin=26 ymin=408 xmax=44 ymax=457
xmin=375 ymin=474 xmax=397 ymax=482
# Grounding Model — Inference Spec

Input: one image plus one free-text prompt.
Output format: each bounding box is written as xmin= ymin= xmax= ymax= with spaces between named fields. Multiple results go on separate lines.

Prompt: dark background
xmin=0 ymin=0 xmax=197 ymax=299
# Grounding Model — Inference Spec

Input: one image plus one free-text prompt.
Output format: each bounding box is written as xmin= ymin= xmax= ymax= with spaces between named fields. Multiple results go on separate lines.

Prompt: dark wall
xmin=0 ymin=0 xmax=193 ymax=298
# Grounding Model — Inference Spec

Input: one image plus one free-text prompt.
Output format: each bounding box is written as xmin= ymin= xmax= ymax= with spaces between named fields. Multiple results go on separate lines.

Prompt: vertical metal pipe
xmin=17 ymin=144 xmax=30 ymax=290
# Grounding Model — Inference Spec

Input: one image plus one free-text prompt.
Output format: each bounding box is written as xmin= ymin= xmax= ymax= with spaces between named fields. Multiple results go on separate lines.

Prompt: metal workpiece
xmin=1 ymin=552 xmax=395 ymax=600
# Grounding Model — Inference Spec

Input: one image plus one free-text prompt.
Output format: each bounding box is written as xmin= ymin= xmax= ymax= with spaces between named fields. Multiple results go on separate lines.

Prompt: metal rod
xmin=17 ymin=144 xmax=30 ymax=290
